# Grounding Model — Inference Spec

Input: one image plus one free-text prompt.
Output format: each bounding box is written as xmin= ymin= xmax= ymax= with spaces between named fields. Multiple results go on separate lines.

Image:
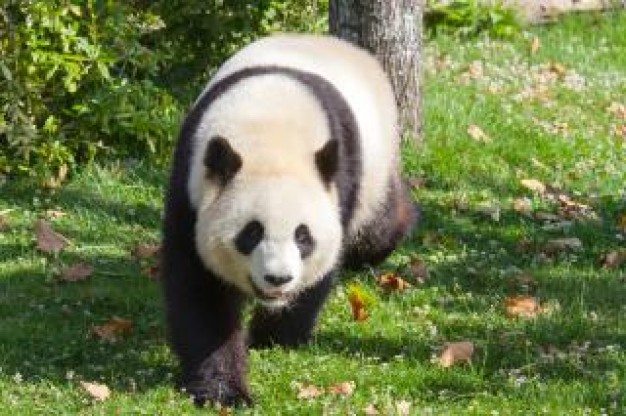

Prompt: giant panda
xmin=162 ymin=34 xmax=417 ymax=406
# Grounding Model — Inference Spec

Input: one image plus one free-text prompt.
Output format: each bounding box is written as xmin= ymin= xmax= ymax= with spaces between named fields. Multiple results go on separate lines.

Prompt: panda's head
xmin=193 ymin=136 xmax=342 ymax=309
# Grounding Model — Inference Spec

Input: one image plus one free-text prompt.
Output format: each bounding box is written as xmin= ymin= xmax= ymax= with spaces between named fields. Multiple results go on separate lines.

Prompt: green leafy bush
xmin=426 ymin=0 xmax=521 ymax=38
xmin=0 ymin=0 xmax=328 ymax=183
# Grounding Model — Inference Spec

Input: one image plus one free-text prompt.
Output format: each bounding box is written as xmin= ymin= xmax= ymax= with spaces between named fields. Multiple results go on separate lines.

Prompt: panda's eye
xmin=294 ymin=224 xmax=315 ymax=258
xmin=235 ymin=220 xmax=264 ymax=255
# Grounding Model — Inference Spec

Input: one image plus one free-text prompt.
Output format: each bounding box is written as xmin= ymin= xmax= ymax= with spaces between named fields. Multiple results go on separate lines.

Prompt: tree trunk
xmin=330 ymin=0 xmax=424 ymax=145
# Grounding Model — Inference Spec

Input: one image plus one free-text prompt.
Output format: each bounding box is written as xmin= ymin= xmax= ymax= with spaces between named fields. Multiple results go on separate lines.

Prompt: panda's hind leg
xmin=343 ymin=178 xmax=418 ymax=269
xmin=248 ymin=272 xmax=334 ymax=348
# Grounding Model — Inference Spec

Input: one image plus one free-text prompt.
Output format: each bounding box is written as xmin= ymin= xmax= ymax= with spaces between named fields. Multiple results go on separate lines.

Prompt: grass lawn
xmin=1 ymin=12 xmax=625 ymax=415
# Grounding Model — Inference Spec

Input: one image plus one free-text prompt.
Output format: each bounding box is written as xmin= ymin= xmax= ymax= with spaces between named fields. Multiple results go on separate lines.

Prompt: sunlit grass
xmin=1 ymin=12 xmax=625 ymax=415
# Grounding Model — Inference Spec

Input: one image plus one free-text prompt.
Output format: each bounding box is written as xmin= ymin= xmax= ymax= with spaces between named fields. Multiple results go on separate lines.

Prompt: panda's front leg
xmin=248 ymin=272 xmax=335 ymax=348
xmin=164 ymin=252 xmax=252 ymax=407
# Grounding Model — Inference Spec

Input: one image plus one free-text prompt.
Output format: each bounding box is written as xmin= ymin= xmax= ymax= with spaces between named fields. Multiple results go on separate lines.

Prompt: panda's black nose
xmin=264 ymin=274 xmax=293 ymax=286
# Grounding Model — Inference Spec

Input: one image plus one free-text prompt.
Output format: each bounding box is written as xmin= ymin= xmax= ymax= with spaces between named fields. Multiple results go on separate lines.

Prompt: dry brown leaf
xmin=92 ymin=317 xmax=133 ymax=342
xmin=60 ymin=263 xmax=94 ymax=282
xmin=142 ymin=263 xmax=161 ymax=280
xmin=549 ymin=62 xmax=566 ymax=78
xmin=348 ymin=292 xmax=369 ymax=322
xmin=131 ymin=243 xmax=161 ymax=260
xmin=614 ymin=125 xmax=626 ymax=139
xmin=534 ymin=212 xmax=560 ymax=222
xmin=377 ymin=273 xmax=412 ymax=292
xmin=543 ymin=237 xmax=583 ymax=254
xmin=80 ymin=381 xmax=110 ymax=401
xmin=513 ymin=197 xmax=533 ymax=215
xmin=619 ymin=214 xmax=626 ymax=233
xmin=607 ymin=102 xmax=626 ymax=119
xmin=296 ymin=384 xmax=324 ymax=400
xmin=467 ymin=124 xmax=491 ymax=143
xmin=364 ymin=404 xmax=380 ymax=415
xmin=505 ymin=295 xmax=542 ymax=318
xmin=520 ymin=179 xmax=546 ymax=194
xmin=530 ymin=36 xmax=541 ymax=55
xmin=468 ymin=60 xmax=483 ymax=78
xmin=602 ymin=249 xmax=626 ymax=269
xmin=407 ymin=176 xmax=427 ymax=189
xmin=439 ymin=341 xmax=475 ymax=367
xmin=35 ymin=219 xmax=70 ymax=253
xmin=327 ymin=381 xmax=355 ymax=396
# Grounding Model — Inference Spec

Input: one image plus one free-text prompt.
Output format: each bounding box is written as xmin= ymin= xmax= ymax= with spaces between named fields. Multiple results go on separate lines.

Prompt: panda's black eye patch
xmin=294 ymin=224 xmax=315 ymax=258
xmin=235 ymin=220 xmax=264 ymax=255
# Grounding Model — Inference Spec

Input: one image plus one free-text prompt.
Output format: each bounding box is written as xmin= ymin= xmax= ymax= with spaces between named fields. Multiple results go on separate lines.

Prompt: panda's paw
xmin=185 ymin=378 xmax=253 ymax=408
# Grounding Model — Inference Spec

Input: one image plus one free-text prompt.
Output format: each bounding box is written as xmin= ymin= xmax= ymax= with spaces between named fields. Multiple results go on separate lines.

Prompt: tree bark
xmin=330 ymin=0 xmax=424 ymax=145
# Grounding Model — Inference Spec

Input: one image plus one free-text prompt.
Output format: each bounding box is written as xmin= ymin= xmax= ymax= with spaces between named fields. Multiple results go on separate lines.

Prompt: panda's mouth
xmin=249 ymin=278 xmax=293 ymax=304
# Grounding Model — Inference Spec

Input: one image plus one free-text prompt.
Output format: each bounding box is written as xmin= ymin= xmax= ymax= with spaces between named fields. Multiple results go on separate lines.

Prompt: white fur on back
xmin=193 ymin=34 xmax=399 ymax=237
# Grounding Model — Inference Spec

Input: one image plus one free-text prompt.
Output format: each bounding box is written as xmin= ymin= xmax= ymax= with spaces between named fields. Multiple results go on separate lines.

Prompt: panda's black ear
xmin=315 ymin=139 xmax=338 ymax=185
xmin=204 ymin=136 xmax=242 ymax=186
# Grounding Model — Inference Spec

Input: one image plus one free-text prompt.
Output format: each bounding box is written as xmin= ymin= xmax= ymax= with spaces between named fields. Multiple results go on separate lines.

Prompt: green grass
xmin=1 ymin=12 xmax=625 ymax=415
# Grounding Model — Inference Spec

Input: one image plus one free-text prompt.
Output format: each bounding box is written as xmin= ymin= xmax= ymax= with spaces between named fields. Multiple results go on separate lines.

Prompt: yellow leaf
xmin=439 ymin=341 xmax=474 ymax=367
xmin=602 ymin=249 xmax=626 ymax=269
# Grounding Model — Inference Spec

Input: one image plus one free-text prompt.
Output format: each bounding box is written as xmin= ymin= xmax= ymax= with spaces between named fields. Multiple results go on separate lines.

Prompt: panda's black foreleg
xmin=163 ymin=244 xmax=251 ymax=407
xmin=248 ymin=272 xmax=335 ymax=348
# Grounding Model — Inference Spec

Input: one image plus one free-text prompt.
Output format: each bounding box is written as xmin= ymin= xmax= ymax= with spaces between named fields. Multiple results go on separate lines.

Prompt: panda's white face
xmin=195 ymin=176 xmax=342 ymax=308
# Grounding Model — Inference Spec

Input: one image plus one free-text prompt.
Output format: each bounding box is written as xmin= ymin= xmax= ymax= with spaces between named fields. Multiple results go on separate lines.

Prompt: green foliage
xmin=0 ymin=0 xmax=328 ymax=182
xmin=426 ymin=0 xmax=521 ymax=38
xmin=0 ymin=1 xmax=180 ymax=181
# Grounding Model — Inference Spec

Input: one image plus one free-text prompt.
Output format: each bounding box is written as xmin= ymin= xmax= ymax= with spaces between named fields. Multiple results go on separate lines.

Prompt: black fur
xmin=163 ymin=64 xmax=413 ymax=407
xmin=204 ymin=136 xmax=242 ymax=186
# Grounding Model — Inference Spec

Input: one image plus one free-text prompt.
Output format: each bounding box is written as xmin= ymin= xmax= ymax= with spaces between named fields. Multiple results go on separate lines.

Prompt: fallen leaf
xmin=407 ymin=176 xmax=427 ymax=189
xmin=347 ymin=284 xmax=374 ymax=322
xmin=92 ymin=317 xmax=133 ymax=342
xmin=530 ymin=36 xmax=541 ymax=55
xmin=327 ymin=381 xmax=355 ymax=396
xmin=602 ymin=249 xmax=626 ymax=269
xmin=549 ymin=62 xmax=566 ymax=78
xmin=35 ymin=219 xmax=70 ymax=253
xmin=80 ymin=381 xmax=110 ymax=401
xmin=505 ymin=295 xmax=542 ymax=318
xmin=44 ymin=209 xmax=67 ymax=219
xmin=364 ymin=403 xmax=380 ymax=415
xmin=543 ymin=237 xmax=583 ymax=254
xmin=408 ymin=257 xmax=429 ymax=284
xmin=467 ymin=124 xmax=491 ymax=143
xmin=534 ymin=212 xmax=561 ymax=222
xmin=513 ymin=197 xmax=533 ymax=215
xmin=131 ymin=243 xmax=161 ymax=261
xmin=377 ymin=273 xmax=412 ymax=292
xmin=60 ymin=263 xmax=94 ymax=282
xmin=395 ymin=400 xmax=412 ymax=416
xmin=142 ymin=263 xmax=161 ymax=280
xmin=0 ymin=214 xmax=8 ymax=232
xmin=607 ymin=102 xmax=626 ymax=119
xmin=297 ymin=384 xmax=324 ymax=400
xmin=520 ymin=179 xmax=546 ymax=194
xmin=439 ymin=341 xmax=475 ymax=367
